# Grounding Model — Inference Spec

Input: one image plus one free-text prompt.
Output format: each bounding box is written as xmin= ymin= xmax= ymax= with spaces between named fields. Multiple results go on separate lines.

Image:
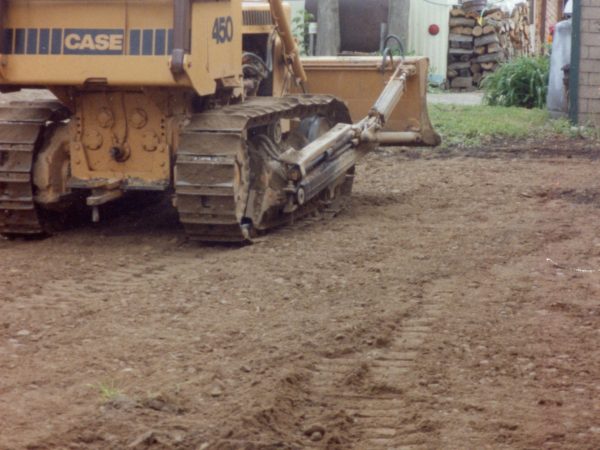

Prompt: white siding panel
xmin=408 ymin=0 xmax=453 ymax=79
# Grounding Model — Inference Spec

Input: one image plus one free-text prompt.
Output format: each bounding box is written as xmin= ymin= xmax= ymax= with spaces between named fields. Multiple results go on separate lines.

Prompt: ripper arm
xmin=280 ymin=63 xmax=420 ymax=207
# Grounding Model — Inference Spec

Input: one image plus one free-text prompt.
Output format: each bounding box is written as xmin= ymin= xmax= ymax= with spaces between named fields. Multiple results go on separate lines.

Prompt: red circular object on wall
xmin=429 ymin=24 xmax=440 ymax=36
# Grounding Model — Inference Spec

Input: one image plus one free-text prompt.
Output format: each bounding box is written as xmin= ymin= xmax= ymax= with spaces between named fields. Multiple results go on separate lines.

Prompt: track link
xmin=0 ymin=105 xmax=58 ymax=237
xmin=175 ymin=95 xmax=351 ymax=242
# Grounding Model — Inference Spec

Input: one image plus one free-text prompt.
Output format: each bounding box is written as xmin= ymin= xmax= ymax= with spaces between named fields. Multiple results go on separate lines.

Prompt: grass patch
xmin=90 ymin=381 xmax=123 ymax=402
xmin=428 ymin=104 xmax=579 ymax=148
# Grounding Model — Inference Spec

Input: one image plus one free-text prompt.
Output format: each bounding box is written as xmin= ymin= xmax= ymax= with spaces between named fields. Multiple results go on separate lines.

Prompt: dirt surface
xmin=2 ymin=137 xmax=600 ymax=450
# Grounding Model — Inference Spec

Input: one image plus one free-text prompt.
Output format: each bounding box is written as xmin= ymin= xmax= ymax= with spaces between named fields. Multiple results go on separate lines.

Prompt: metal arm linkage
xmin=280 ymin=64 xmax=416 ymax=206
xmin=268 ymin=0 xmax=308 ymax=91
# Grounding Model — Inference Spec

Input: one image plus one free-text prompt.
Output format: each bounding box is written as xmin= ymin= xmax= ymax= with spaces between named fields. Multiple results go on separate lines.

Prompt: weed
xmin=482 ymin=56 xmax=550 ymax=109
xmin=90 ymin=381 xmax=122 ymax=401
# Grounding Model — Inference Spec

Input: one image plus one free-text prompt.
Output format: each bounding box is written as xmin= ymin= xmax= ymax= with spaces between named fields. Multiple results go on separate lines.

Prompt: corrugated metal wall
xmin=408 ymin=0 xmax=453 ymax=79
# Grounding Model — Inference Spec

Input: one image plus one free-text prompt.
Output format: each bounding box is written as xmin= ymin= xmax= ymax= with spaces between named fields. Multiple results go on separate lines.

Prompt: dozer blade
xmin=295 ymin=56 xmax=441 ymax=147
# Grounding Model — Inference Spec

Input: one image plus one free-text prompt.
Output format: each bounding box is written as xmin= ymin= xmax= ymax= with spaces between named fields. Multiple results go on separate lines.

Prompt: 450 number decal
xmin=212 ymin=16 xmax=234 ymax=44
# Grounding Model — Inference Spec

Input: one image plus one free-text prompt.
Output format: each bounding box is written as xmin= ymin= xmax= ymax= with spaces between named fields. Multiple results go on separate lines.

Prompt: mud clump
xmin=341 ymin=362 xmax=370 ymax=387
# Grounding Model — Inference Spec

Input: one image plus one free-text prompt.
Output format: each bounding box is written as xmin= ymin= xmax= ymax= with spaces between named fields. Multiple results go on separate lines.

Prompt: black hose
xmin=243 ymin=51 xmax=270 ymax=74
xmin=383 ymin=34 xmax=405 ymax=58
xmin=381 ymin=34 xmax=406 ymax=72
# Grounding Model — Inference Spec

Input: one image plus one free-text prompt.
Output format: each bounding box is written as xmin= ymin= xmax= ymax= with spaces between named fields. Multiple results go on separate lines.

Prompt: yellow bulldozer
xmin=0 ymin=0 xmax=439 ymax=242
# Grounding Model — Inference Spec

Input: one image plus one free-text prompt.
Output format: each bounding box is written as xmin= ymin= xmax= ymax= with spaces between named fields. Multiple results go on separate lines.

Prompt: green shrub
xmin=482 ymin=56 xmax=550 ymax=109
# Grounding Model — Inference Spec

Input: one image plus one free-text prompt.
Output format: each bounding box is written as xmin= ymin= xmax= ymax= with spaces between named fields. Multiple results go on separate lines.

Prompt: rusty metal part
xmin=0 ymin=105 xmax=59 ymax=236
xmin=174 ymin=94 xmax=351 ymax=242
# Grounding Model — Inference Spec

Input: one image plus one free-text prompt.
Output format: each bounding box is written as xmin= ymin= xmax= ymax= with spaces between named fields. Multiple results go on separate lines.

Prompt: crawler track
xmin=174 ymin=95 xmax=351 ymax=242
xmin=0 ymin=105 xmax=58 ymax=236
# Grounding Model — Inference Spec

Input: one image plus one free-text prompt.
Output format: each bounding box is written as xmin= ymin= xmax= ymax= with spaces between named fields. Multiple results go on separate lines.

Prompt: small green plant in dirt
xmin=546 ymin=117 xmax=598 ymax=139
xmin=429 ymin=104 xmax=576 ymax=148
xmin=482 ymin=56 xmax=550 ymax=109
xmin=90 ymin=381 xmax=122 ymax=401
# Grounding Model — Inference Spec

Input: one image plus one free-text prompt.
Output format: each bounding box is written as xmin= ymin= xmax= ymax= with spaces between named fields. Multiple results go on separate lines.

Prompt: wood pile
xmin=508 ymin=3 xmax=531 ymax=58
xmin=447 ymin=2 xmax=531 ymax=90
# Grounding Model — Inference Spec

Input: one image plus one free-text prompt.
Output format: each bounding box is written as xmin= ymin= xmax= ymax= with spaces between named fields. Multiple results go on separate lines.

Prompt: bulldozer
xmin=0 ymin=0 xmax=440 ymax=243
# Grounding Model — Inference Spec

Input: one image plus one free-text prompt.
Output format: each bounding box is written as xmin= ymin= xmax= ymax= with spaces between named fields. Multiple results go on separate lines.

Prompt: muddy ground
xmin=2 ymin=137 xmax=600 ymax=450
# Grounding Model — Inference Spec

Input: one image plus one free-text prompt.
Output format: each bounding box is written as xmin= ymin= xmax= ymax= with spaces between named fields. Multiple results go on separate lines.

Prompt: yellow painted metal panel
xmin=408 ymin=0 xmax=453 ymax=80
xmin=187 ymin=0 xmax=243 ymax=95
xmin=0 ymin=0 xmax=243 ymax=95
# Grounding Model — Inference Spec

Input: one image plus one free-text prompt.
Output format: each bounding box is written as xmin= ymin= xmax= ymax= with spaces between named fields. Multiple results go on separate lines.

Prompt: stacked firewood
xmin=508 ymin=3 xmax=531 ymax=58
xmin=447 ymin=2 xmax=531 ymax=90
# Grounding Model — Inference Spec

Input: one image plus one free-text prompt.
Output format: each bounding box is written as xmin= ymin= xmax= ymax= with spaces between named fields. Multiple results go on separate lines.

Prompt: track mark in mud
xmin=535 ymin=187 xmax=600 ymax=208
xmin=381 ymin=140 xmax=600 ymax=162
xmin=26 ymin=258 xmax=181 ymax=304
xmin=302 ymin=299 xmax=444 ymax=449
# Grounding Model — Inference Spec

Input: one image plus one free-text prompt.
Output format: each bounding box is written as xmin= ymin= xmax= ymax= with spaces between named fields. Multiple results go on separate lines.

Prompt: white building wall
xmin=408 ymin=0 xmax=453 ymax=79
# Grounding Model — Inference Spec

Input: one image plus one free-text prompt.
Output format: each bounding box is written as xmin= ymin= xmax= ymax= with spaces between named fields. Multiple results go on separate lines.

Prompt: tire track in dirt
xmin=1 ymin=250 xmax=196 ymax=337
xmin=26 ymin=260 xmax=173 ymax=303
xmin=301 ymin=278 xmax=450 ymax=449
